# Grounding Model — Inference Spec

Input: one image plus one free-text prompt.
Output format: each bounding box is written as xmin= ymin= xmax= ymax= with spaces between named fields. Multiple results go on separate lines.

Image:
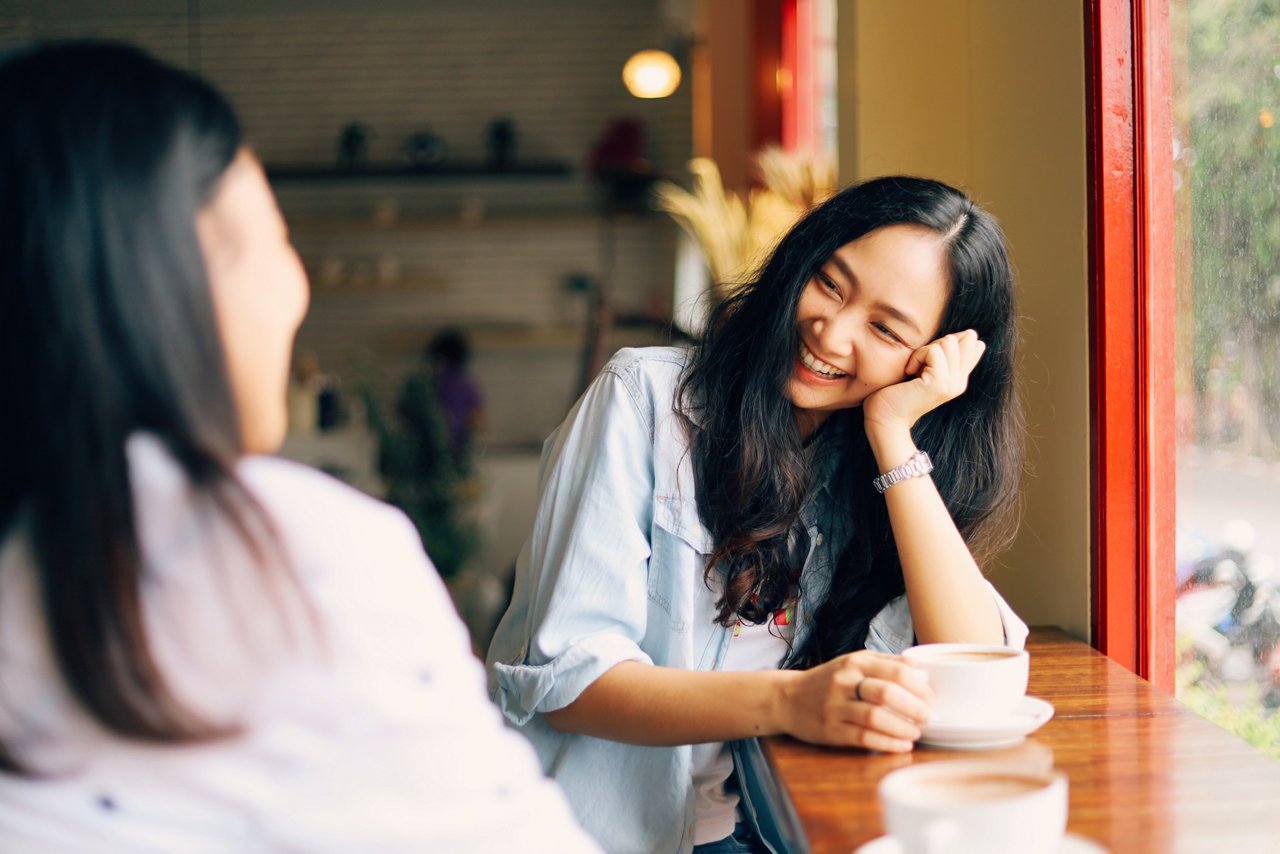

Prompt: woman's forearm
xmin=543 ymin=661 xmax=794 ymax=746
xmin=868 ymin=432 xmax=1004 ymax=645
xmin=542 ymin=654 xmax=932 ymax=751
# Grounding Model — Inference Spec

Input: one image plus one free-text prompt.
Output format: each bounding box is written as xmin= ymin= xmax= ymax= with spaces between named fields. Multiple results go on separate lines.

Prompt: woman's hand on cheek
xmin=862 ymin=329 xmax=986 ymax=441
xmin=778 ymin=651 xmax=933 ymax=752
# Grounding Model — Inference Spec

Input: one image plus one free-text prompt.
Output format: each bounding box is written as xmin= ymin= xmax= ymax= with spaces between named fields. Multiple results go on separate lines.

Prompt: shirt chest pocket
xmin=653 ymin=493 xmax=714 ymax=552
xmin=648 ymin=493 xmax=714 ymax=624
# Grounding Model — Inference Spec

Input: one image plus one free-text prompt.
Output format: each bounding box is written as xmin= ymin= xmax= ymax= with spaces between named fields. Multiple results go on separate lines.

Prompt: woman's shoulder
xmin=126 ymin=433 xmax=421 ymax=571
xmin=601 ymin=345 xmax=689 ymax=383
xmin=597 ymin=345 xmax=690 ymax=414
xmin=236 ymin=452 xmax=415 ymax=547
xmin=235 ymin=452 xmax=449 ymax=624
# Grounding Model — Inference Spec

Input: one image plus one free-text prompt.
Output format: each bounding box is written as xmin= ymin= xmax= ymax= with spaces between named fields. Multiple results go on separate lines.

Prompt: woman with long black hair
xmin=487 ymin=176 xmax=1028 ymax=853
xmin=0 ymin=41 xmax=597 ymax=852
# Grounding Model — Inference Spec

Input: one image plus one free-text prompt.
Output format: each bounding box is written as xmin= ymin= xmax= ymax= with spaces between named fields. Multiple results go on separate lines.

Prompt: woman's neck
xmin=794 ymin=408 xmax=831 ymax=443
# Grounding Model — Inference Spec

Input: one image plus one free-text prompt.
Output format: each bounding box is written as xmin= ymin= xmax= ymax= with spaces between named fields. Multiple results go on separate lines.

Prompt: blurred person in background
xmin=421 ymin=327 xmax=485 ymax=467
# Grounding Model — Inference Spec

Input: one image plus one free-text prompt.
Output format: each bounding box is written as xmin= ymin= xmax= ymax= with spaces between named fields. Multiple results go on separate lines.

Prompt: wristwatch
xmin=872 ymin=449 xmax=934 ymax=493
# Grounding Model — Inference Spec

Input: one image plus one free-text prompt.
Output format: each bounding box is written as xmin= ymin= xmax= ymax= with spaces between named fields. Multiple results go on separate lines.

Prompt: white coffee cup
xmin=903 ymin=643 xmax=1029 ymax=723
xmin=879 ymin=759 xmax=1068 ymax=854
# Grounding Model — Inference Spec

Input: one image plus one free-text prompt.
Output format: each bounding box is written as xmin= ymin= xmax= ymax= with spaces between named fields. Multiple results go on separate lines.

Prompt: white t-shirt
xmin=0 ymin=434 xmax=599 ymax=853
xmin=691 ymin=604 xmax=797 ymax=845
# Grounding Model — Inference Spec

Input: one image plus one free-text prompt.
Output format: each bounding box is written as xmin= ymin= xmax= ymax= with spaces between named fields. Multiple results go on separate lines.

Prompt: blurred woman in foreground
xmin=0 ymin=41 xmax=596 ymax=852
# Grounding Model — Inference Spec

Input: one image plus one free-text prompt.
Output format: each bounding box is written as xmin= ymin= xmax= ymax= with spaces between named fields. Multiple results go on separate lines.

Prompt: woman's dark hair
xmin=677 ymin=176 xmax=1023 ymax=666
xmin=0 ymin=42 xmax=268 ymax=772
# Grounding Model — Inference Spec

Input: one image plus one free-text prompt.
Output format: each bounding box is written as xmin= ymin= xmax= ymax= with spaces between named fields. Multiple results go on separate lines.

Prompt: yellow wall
xmin=838 ymin=0 xmax=1091 ymax=640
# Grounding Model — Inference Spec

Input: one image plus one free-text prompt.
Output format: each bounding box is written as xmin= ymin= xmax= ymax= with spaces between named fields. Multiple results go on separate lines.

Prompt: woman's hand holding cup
xmin=780 ymin=651 xmax=934 ymax=752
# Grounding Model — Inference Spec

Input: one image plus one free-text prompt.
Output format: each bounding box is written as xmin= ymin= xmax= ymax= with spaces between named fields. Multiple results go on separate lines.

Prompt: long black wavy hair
xmin=677 ymin=176 xmax=1023 ymax=666
xmin=0 ymin=42 xmax=283 ymax=773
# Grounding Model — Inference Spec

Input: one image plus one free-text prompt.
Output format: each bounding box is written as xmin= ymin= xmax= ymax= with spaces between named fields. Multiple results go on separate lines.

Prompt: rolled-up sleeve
xmin=489 ymin=364 xmax=658 ymax=725
xmin=491 ymin=632 xmax=653 ymax=725
xmin=865 ymin=581 xmax=1030 ymax=654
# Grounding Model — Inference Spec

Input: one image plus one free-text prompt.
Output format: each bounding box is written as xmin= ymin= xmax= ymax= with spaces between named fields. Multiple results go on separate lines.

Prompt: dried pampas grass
xmin=654 ymin=147 xmax=835 ymax=290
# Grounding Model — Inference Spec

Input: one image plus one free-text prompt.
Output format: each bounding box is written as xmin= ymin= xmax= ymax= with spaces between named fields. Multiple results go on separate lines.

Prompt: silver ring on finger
xmin=855 ymin=677 xmax=869 ymax=702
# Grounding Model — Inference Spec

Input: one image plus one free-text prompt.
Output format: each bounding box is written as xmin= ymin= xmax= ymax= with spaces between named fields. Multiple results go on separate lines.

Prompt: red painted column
xmin=1086 ymin=0 xmax=1176 ymax=691
xmin=779 ymin=0 xmax=816 ymax=153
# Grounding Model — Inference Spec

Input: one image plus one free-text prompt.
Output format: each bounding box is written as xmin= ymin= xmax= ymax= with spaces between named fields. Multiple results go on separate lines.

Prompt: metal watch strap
xmin=872 ymin=449 xmax=933 ymax=493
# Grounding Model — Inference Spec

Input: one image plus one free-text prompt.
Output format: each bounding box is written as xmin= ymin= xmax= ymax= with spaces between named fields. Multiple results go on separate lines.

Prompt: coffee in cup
xmin=902 ymin=643 xmax=1029 ymax=723
xmin=879 ymin=759 xmax=1068 ymax=854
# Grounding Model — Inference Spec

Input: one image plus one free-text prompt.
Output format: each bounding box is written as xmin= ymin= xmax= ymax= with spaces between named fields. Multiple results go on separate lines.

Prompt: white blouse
xmin=0 ymin=434 xmax=598 ymax=853
xmin=690 ymin=614 xmax=795 ymax=845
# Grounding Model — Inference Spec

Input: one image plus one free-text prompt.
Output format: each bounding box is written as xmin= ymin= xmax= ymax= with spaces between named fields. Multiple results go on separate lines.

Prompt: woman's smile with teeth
xmin=799 ymin=342 xmax=847 ymax=378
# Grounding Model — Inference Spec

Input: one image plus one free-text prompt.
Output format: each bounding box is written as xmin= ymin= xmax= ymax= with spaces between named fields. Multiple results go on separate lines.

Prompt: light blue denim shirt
xmin=486 ymin=347 xmax=1028 ymax=854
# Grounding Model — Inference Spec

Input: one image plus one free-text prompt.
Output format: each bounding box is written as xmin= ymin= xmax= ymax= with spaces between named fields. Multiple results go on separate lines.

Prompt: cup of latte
xmin=902 ymin=643 xmax=1029 ymax=723
xmin=878 ymin=759 xmax=1068 ymax=854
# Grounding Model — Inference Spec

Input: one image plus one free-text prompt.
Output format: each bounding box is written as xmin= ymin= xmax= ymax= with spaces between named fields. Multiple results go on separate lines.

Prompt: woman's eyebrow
xmin=829 ymin=254 xmax=925 ymax=337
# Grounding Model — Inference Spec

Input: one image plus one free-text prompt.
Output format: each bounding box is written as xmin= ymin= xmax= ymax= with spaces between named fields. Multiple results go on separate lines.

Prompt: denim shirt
xmin=486 ymin=347 xmax=1028 ymax=854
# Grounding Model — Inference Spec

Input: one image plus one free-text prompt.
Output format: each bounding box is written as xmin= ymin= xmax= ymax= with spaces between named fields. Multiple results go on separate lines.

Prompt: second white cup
xmin=879 ymin=759 xmax=1068 ymax=854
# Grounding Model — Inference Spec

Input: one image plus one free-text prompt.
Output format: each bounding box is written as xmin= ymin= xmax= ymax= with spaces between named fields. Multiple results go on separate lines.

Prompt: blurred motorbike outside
xmin=1176 ymin=519 xmax=1280 ymax=711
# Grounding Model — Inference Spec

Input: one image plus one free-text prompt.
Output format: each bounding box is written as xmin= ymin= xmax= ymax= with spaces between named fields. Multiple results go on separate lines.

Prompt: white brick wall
xmin=1 ymin=0 xmax=692 ymax=447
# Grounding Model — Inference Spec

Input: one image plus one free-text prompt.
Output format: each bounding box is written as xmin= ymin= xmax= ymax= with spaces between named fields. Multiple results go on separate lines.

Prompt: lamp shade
xmin=622 ymin=49 xmax=681 ymax=99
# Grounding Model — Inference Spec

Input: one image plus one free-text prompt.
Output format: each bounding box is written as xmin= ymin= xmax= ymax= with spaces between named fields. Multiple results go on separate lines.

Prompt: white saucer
xmin=854 ymin=831 xmax=1107 ymax=853
xmin=918 ymin=696 xmax=1055 ymax=749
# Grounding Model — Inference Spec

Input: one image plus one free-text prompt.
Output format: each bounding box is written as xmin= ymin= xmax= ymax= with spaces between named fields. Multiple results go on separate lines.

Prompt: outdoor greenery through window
xmin=1172 ymin=0 xmax=1280 ymax=759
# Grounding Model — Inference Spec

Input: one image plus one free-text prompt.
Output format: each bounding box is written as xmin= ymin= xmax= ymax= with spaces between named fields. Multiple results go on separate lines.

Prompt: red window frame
xmin=779 ymin=0 xmax=816 ymax=153
xmin=1086 ymin=0 xmax=1176 ymax=691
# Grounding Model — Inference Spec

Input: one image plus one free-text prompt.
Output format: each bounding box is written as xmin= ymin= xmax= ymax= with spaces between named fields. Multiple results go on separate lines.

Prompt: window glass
xmin=1172 ymin=0 xmax=1280 ymax=758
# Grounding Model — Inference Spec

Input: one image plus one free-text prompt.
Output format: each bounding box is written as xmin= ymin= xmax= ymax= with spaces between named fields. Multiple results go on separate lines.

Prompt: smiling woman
xmin=486 ymin=175 xmax=1028 ymax=853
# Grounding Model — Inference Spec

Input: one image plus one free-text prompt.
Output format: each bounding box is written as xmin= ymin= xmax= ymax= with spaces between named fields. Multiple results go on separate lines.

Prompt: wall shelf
xmin=266 ymin=161 xmax=573 ymax=183
xmin=286 ymin=210 xmax=667 ymax=235
xmin=373 ymin=321 xmax=677 ymax=354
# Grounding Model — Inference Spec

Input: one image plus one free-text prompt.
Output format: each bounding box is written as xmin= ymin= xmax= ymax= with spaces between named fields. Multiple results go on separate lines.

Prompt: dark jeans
xmin=692 ymin=820 xmax=766 ymax=853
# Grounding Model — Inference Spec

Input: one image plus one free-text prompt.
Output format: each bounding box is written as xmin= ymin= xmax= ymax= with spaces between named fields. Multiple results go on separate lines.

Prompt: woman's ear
xmin=195 ymin=180 xmax=244 ymax=278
